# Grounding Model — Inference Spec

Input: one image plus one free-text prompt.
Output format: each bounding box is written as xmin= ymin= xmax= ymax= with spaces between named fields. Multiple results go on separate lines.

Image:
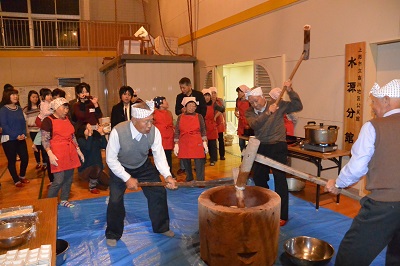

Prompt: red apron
xmin=49 ymin=116 xmax=81 ymax=173
xmin=215 ymin=98 xmax=226 ymax=133
xmin=205 ymin=105 xmax=218 ymax=140
xmin=154 ymin=109 xmax=174 ymax=150
xmin=236 ymin=98 xmax=251 ymax=136
xmin=178 ymin=114 xmax=205 ymax=159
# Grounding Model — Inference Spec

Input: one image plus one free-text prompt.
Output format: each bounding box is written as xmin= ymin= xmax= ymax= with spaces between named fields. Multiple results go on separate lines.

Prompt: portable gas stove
xmin=303 ymin=143 xmax=338 ymax=153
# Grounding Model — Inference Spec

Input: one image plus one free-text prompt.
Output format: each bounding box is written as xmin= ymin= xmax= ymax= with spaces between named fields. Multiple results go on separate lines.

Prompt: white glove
xmin=47 ymin=150 xmax=58 ymax=166
xmin=77 ymin=149 xmax=85 ymax=163
xmin=203 ymin=142 xmax=209 ymax=154
xmin=174 ymin=143 xmax=179 ymax=156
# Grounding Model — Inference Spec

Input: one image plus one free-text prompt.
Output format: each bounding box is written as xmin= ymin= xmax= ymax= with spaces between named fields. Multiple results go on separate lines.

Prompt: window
xmin=0 ymin=0 xmax=80 ymax=48
xmin=58 ymin=78 xmax=81 ymax=88
xmin=0 ymin=0 xmax=28 ymax=13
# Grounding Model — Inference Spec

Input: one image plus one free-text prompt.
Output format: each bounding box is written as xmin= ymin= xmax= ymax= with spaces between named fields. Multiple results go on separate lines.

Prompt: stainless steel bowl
xmin=284 ymin=236 xmax=334 ymax=266
xmin=0 ymin=222 xmax=33 ymax=248
xmin=287 ymin=177 xmax=305 ymax=192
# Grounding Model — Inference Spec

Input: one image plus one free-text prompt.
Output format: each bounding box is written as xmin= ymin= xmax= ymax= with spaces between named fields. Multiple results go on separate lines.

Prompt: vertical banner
xmin=343 ymin=42 xmax=366 ymax=151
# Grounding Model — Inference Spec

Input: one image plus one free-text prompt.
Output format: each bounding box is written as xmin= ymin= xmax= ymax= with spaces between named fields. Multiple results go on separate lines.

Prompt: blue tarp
xmin=57 ymin=186 xmax=385 ymax=265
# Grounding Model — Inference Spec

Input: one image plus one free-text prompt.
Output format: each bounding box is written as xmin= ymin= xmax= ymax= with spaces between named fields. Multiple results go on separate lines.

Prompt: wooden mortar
xmin=199 ymin=185 xmax=281 ymax=265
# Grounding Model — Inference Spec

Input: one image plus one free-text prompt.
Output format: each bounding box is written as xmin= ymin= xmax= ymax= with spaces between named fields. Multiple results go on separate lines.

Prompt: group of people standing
xmin=0 ymin=82 xmax=109 ymax=208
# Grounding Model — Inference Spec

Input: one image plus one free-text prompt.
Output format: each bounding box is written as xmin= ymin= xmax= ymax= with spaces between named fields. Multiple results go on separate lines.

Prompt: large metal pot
xmin=304 ymin=122 xmax=339 ymax=145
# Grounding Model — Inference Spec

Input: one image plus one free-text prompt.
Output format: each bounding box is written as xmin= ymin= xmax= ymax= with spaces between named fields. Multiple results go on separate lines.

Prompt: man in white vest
xmin=105 ymin=100 xmax=177 ymax=247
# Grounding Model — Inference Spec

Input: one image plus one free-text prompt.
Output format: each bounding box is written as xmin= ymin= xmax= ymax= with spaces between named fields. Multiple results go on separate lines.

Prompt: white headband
xmin=269 ymin=87 xmax=282 ymax=100
xmin=202 ymin=88 xmax=212 ymax=95
xmin=209 ymin=87 xmax=217 ymax=93
xmin=238 ymin=85 xmax=250 ymax=93
xmin=245 ymin=87 xmax=263 ymax=99
xmin=131 ymin=100 xmax=155 ymax=118
xmin=50 ymin=97 xmax=67 ymax=111
xmin=181 ymin=96 xmax=198 ymax=106
xmin=370 ymin=79 xmax=400 ymax=98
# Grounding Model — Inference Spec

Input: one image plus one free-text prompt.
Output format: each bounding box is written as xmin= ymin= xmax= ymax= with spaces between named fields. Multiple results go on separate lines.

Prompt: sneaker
xmin=90 ymin=188 xmax=100 ymax=194
xmin=160 ymin=230 xmax=175 ymax=237
xmin=210 ymin=162 xmax=215 ymax=166
xmin=106 ymin=239 xmax=117 ymax=247
xmin=15 ymin=181 xmax=24 ymax=188
xmin=19 ymin=177 xmax=30 ymax=184
xmin=35 ymin=164 xmax=42 ymax=169
xmin=41 ymin=165 xmax=47 ymax=171
xmin=220 ymin=157 xmax=225 ymax=160
xmin=60 ymin=200 xmax=75 ymax=208
xmin=280 ymin=219 xmax=287 ymax=226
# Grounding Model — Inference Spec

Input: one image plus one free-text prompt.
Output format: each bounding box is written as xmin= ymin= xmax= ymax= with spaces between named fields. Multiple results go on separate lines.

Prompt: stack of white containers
xmin=0 ymin=245 xmax=52 ymax=266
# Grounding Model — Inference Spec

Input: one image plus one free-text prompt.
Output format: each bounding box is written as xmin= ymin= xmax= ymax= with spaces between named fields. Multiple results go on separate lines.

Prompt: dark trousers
xmin=78 ymin=165 xmax=102 ymax=189
xmin=238 ymin=138 xmax=247 ymax=152
xmin=105 ymin=159 xmax=170 ymax=240
xmin=208 ymin=139 xmax=218 ymax=163
xmin=2 ymin=139 xmax=29 ymax=183
xmin=164 ymin=149 xmax=173 ymax=174
xmin=29 ymin=131 xmax=53 ymax=181
xmin=30 ymin=132 xmax=44 ymax=164
xmin=335 ymin=197 xmax=400 ymax=266
xmin=217 ymin=132 xmax=225 ymax=158
xmin=253 ymin=142 xmax=288 ymax=220
xmin=182 ymin=158 xmax=205 ymax=181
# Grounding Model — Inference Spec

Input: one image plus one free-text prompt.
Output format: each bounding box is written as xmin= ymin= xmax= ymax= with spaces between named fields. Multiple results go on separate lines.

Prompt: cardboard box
xmin=154 ymin=36 xmax=178 ymax=55
xmin=123 ymin=40 xmax=141 ymax=54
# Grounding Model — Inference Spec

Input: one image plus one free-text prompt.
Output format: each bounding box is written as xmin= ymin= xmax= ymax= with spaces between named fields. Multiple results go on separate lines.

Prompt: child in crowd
xmin=174 ymin=97 xmax=208 ymax=181
xmin=23 ymin=90 xmax=46 ymax=170
xmin=202 ymin=89 xmax=219 ymax=166
xmin=153 ymin=96 xmax=175 ymax=177
xmin=76 ymin=123 xmax=109 ymax=194
xmin=35 ymin=88 xmax=53 ymax=128
xmin=32 ymin=88 xmax=53 ymax=170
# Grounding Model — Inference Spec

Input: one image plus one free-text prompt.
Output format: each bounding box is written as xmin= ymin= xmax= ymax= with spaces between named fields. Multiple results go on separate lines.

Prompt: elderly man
xmin=105 ymin=101 xmax=177 ymax=247
xmin=326 ymin=79 xmax=400 ymax=265
xmin=245 ymin=80 xmax=303 ymax=226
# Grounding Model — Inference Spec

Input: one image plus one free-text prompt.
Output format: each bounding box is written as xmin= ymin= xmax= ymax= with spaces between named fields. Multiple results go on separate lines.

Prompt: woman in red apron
xmin=41 ymin=98 xmax=84 ymax=208
xmin=153 ymin=96 xmax=175 ymax=175
xmin=174 ymin=97 xmax=207 ymax=181
xmin=235 ymin=85 xmax=253 ymax=152
xmin=202 ymin=89 xmax=219 ymax=165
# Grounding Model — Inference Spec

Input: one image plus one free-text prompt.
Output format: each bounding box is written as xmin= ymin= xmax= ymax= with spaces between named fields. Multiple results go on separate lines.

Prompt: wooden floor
xmin=0 ymin=139 xmax=360 ymax=218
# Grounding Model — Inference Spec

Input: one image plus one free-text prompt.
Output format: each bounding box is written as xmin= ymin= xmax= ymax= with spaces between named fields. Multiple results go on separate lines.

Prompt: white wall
xmin=377 ymin=42 xmax=400 ymax=85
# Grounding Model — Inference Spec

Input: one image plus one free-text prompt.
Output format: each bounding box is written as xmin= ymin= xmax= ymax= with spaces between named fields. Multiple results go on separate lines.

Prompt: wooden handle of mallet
xmin=138 ymin=178 xmax=234 ymax=188
xmin=254 ymin=154 xmax=362 ymax=201
xmin=275 ymin=25 xmax=311 ymax=105
xmin=235 ymin=137 xmax=261 ymax=188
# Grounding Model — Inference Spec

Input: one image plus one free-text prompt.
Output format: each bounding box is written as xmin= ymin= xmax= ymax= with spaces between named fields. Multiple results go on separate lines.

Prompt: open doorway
xmin=202 ymin=60 xmax=274 ymax=146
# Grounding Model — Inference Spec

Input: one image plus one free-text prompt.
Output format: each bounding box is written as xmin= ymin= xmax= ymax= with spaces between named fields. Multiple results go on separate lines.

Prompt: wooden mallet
xmin=275 ymin=24 xmax=311 ymax=105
